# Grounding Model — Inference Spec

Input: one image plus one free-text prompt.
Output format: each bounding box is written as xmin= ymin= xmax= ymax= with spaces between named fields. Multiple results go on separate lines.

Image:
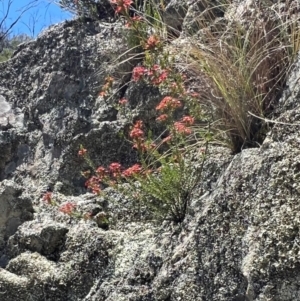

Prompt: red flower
xmin=59 ymin=202 xmax=76 ymax=215
xmin=151 ymin=69 xmax=168 ymax=85
xmin=156 ymin=96 xmax=182 ymax=111
xmin=42 ymin=192 xmax=52 ymax=204
xmin=156 ymin=114 xmax=168 ymax=122
xmin=147 ymin=65 xmax=168 ymax=85
xmin=132 ymin=66 xmax=147 ymax=81
xmin=109 ymin=162 xmax=122 ymax=177
xmin=119 ymin=98 xmax=128 ymax=105
xmin=111 ymin=0 xmax=133 ymax=14
xmin=180 ymin=116 xmax=195 ymax=126
xmin=78 ymin=148 xmax=87 ymax=156
xmin=85 ymin=176 xmax=98 ymax=185
xmin=122 ymin=164 xmax=142 ymax=177
xmin=147 ymin=64 xmax=160 ymax=76
xmin=109 ymin=162 xmax=121 ymax=172
xmin=130 ymin=128 xmax=144 ymax=139
xmin=174 ymin=122 xmax=192 ymax=135
xmin=85 ymin=176 xmax=101 ymax=195
xmin=96 ymin=166 xmax=107 ymax=179
xmin=145 ymin=35 xmax=160 ymax=50
xmin=91 ymin=185 xmax=101 ymax=194
xmin=130 ymin=120 xmax=144 ymax=139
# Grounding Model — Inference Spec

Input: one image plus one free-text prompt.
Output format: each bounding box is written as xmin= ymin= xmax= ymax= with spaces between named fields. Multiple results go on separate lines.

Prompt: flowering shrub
xmin=46 ymin=0 xmax=211 ymax=224
xmin=80 ymin=50 xmax=209 ymax=222
xmin=110 ymin=0 xmax=132 ymax=14
xmin=47 ymin=0 xmax=300 ymax=226
xmin=80 ymin=125 xmax=208 ymax=222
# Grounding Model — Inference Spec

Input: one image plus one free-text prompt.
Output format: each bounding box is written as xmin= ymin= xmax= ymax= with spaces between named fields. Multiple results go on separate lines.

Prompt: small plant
xmin=81 ymin=112 xmax=209 ymax=223
xmin=85 ymin=57 xmax=209 ymax=224
xmin=42 ymin=191 xmax=85 ymax=218
xmin=74 ymin=0 xmax=211 ymax=223
xmin=0 ymin=48 xmax=13 ymax=62
xmin=38 ymin=0 xmax=214 ymax=225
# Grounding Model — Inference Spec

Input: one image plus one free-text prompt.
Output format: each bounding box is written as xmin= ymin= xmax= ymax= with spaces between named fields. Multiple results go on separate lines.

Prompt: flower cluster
xmin=129 ymin=120 xmax=144 ymax=139
xmin=174 ymin=122 xmax=192 ymax=135
xmin=85 ymin=176 xmax=101 ymax=194
xmin=122 ymin=163 xmax=142 ymax=177
xmin=41 ymin=192 xmax=86 ymax=219
xmin=110 ymin=0 xmax=132 ymax=14
xmin=181 ymin=115 xmax=195 ymax=126
xmin=59 ymin=202 xmax=76 ymax=215
xmin=83 ymin=161 xmax=147 ymax=195
xmin=148 ymin=65 xmax=169 ymax=86
xmin=109 ymin=162 xmax=122 ymax=177
xmin=144 ymin=35 xmax=160 ymax=50
xmin=129 ymin=120 xmax=149 ymax=152
xmin=156 ymin=114 xmax=168 ymax=122
xmin=42 ymin=3 xmax=208 ymax=224
xmin=132 ymin=64 xmax=169 ymax=86
xmin=156 ymin=96 xmax=182 ymax=112
xmin=132 ymin=66 xmax=148 ymax=81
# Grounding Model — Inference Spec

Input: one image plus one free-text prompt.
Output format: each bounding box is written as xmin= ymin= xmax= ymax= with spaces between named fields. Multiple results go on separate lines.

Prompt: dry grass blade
xmin=179 ymin=11 xmax=299 ymax=152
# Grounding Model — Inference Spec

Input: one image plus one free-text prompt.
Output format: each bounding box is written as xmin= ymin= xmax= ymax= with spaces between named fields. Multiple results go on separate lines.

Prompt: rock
xmin=0 ymin=180 xmax=33 ymax=258
xmin=0 ymin=1 xmax=300 ymax=300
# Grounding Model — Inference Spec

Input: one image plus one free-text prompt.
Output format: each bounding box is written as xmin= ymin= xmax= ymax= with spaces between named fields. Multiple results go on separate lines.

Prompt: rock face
xmin=1 ymin=1 xmax=300 ymax=301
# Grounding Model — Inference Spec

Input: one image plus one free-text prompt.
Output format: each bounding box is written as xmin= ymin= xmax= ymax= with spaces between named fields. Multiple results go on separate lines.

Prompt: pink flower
xmin=156 ymin=114 xmax=168 ymax=122
xmin=122 ymin=164 xmax=142 ymax=177
xmin=110 ymin=0 xmax=132 ymax=14
xmin=85 ymin=176 xmax=101 ymax=194
xmin=130 ymin=120 xmax=144 ymax=139
xmin=109 ymin=162 xmax=122 ymax=177
xmin=174 ymin=122 xmax=192 ymax=135
xmin=144 ymin=35 xmax=160 ymax=50
xmin=180 ymin=116 xmax=195 ymax=126
xmin=156 ymin=96 xmax=182 ymax=111
xmin=132 ymin=66 xmax=147 ymax=81
xmin=59 ymin=202 xmax=76 ymax=215
xmin=78 ymin=148 xmax=87 ymax=156
xmin=151 ymin=69 xmax=168 ymax=85
xmin=119 ymin=98 xmax=128 ymax=105
xmin=96 ymin=166 xmax=107 ymax=179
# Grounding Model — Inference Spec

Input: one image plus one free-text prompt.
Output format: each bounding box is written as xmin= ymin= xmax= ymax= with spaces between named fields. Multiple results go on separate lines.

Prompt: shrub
xmin=81 ymin=118 xmax=209 ymax=223
xmin=48 ymin=1 xmax=300 ymax=224
xmin=0 ymin=33 xmax=31 ymax=62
